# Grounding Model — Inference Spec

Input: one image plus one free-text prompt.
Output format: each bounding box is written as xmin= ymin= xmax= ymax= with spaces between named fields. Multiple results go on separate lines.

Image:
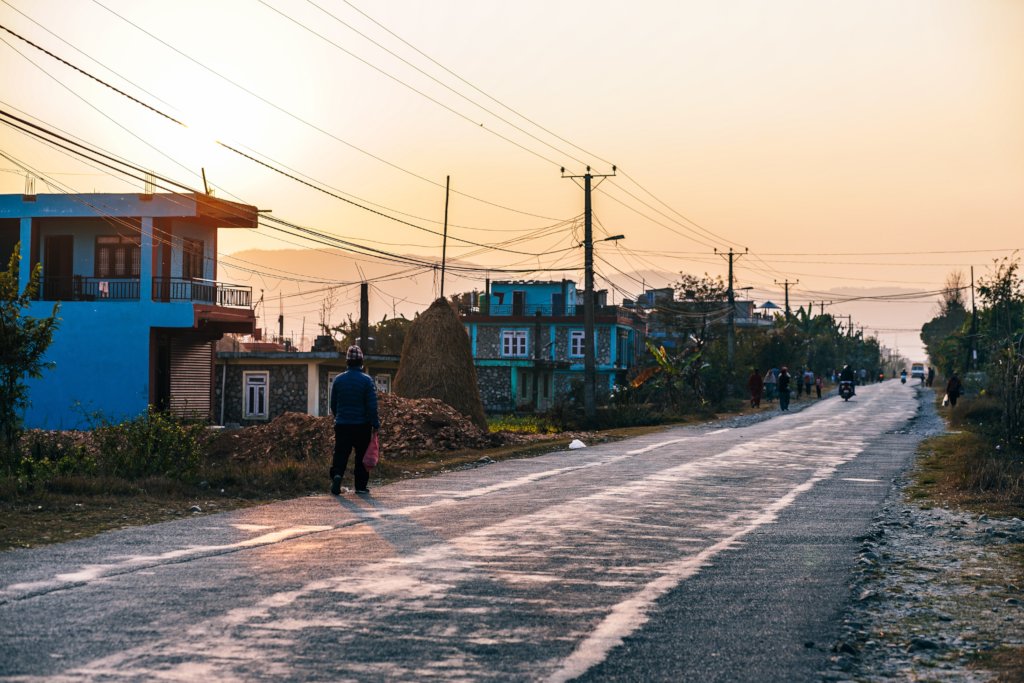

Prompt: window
xmin=501 ymin=329 xmax=528 ymax=357
xmin=183 ymin=238 xmax=204 ymax=280
xmin=570 ymin=330 xmax=585 ymax=357
xmin=243 ymin=371 xmax=269 ymax=420
xmin=95 ymin=235 xmax=140 ymax=278
xmin=375 ymin=374 xmax=391 ymax=393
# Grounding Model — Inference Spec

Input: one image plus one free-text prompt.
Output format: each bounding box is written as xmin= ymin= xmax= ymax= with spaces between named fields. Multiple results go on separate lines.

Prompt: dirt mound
xmin=208 ymin=393 xmax=500 ymax=462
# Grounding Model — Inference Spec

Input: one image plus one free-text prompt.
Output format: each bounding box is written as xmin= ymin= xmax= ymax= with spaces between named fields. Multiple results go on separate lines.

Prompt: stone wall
xmin=216 ymin=364 xmax=308 ymax=426
xmin=477 ymin=365 xmax=513 ymax=413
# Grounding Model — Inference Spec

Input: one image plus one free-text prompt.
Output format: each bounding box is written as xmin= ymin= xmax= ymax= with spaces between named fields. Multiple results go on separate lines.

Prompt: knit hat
xmin=346 ymin=345 xmax=364 ymax=362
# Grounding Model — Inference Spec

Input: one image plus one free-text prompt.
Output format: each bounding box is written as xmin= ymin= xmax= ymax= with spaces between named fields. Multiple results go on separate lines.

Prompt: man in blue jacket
xmin=330 ymin=345 xmax=380 ymax=495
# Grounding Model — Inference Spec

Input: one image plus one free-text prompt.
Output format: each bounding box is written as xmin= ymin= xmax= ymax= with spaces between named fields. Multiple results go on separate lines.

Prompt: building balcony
xmin=33 ymin=276 xmax=252 ymax=307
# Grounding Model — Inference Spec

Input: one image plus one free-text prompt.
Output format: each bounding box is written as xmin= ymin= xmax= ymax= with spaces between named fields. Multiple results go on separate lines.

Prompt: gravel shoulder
xmin=823 ymin=388 xmax=1024 ymax=682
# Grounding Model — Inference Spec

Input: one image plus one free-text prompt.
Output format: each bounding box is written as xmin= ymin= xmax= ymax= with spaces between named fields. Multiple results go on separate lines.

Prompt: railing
xmin=152 ymin=278 xmax=251 ymax=307
xmin=36 ymin=276 xmax=139 ymax=301
xmin=463 ymin=303 xmax=579 ymax=317
xmin=32 ymin=276 xmax=251 ymax=307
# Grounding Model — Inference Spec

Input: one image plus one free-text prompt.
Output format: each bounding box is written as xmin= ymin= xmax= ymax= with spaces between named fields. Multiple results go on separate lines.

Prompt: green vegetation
xmin=0 ymin=243 xmax=60 ymax=474
xmin=625 ymin=272 xmax=886 ymax=413
xmin=922 ymin=257 xmax=1024 ymax=451
xmin=487 ymin=414 xmax=559 ymax=434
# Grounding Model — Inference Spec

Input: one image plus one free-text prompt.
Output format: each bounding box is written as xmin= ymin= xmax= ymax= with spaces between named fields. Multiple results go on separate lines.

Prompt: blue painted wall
xmin=23 ymin=299 xmax=195 ymax=429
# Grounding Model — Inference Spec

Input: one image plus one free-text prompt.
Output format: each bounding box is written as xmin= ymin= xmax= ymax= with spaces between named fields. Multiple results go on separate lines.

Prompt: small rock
xmin=908 ymin=637 xmax=940 ymax=651
xmin=804 ymin=641 xmax=815 ymax=648
xmin=1006 ymin=598 xmax=1020 ymax=605
xmin=568 ymin=439 xmax=586 ymax=449
xmin=189 ymin=505 xmax=202 ymax=513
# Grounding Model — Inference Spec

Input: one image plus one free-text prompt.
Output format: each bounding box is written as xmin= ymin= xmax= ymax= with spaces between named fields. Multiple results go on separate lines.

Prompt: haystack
xmin=393 ymin=298 xmax=488 ymax=429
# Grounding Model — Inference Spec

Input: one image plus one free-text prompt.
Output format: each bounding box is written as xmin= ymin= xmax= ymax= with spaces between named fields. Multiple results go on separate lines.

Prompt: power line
xmin=84 ymin=0 xmax=562 ymax=221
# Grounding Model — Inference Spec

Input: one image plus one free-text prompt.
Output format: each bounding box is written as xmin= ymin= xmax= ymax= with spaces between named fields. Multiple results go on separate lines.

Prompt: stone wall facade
xmin=216 ymin=364 xmax=308 ymax=426
xmin=476 ymin=365 xmax=513 ymax=413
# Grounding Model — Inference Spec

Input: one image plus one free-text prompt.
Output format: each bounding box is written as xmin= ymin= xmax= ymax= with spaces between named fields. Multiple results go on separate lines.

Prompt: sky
xmin=1 ymin=0 xmax=1022 ymax=359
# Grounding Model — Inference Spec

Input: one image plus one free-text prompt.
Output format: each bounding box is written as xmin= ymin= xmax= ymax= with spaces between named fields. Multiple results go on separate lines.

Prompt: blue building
xmin=1 ymin=192 xmax=257 ymax=429
xmin=460 ymin=280 xmax=646 ymax=412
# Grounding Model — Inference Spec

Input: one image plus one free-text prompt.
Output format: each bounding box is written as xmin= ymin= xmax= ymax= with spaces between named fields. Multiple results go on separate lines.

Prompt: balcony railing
xmin=32 ymin=276 xmax=251 ymax=308
xmin=463 ymin=303 xmax=579 ymax=317
xmin=36 ymin=276 xmax=139 ymax=301
xmin=152 ymin=278 xmax=252 ymax=307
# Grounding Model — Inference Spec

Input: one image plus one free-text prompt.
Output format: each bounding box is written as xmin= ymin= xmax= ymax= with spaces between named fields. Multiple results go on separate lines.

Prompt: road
xmin=0 ymin=381 xmax=923 ymax=681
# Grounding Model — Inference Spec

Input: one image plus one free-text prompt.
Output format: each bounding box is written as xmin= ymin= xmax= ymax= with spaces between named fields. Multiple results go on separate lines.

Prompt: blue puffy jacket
xmin=330 ymin=369 xmax=380 ymax=429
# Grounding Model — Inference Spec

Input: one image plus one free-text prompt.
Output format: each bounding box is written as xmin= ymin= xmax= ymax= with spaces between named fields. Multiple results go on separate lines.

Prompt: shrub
xmin=92 ymin=408 xmax=206 ymax=480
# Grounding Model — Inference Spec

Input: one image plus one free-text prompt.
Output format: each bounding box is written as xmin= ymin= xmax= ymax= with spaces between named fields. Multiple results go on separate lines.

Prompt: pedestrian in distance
xmin=927 ymin=366 xmax=936 ymax=388
xmin=763 ymin=368 xmax=777 ymax=402
xmin=815 ymin=375 xmax=823 ymax=399
xmin=945 ymin=373 xmax=963 ymax=408
xmin=777 ymin=366 xmax=792 ymax=411
xmin=796 ymin=367 xmax=804 ymax=397
xmin=803 ymin=368 xmax=814 ymax=396
xmin=329 ymin=345 xmax=380 ymax=495
xmin=748 ymin=368 xmax=764 ymax=408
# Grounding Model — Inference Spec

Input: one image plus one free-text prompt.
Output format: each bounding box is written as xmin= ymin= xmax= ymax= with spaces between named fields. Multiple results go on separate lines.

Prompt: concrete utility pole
xmin=775 ymin=279 xmax=799 ymax=321
xmin=716 ymin=247 xmax=747 ymax=379
xmin=969 ymin=265 xmax=977 ymax=371
xmin=562 ymin=165 xmax=617 ymax=424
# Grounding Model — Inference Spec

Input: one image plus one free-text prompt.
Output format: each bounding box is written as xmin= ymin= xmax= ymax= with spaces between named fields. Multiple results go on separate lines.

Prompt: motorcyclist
xmin=840 ymin=364 xmax=856 ymax=383
xmin=900 ymin=369 xmax=907 ymax=384
xmin=839 ymin=364 xmax=856 ymax=395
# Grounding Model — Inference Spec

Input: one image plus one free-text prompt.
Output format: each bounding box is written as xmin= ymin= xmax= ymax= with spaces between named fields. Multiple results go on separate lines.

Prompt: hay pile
xmin=393 ymin=298 xmax=488 ymax=429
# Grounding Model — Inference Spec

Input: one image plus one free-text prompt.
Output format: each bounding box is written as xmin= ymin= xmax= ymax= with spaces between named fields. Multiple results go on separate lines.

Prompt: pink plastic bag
xmin=363 ymin=432 xmax=380 ymax=469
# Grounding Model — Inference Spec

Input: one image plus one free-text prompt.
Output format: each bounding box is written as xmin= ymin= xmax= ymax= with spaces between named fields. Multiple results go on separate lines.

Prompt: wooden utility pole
xmin=775 ymin=279 xmax=799 ymax=321
xmin=562 ymin=165 xmax=616 ymax=423
xmin=440 ymin=175 xmax=450 ymax=299
xmin=360 ymin=282 xmax=369 ymax=352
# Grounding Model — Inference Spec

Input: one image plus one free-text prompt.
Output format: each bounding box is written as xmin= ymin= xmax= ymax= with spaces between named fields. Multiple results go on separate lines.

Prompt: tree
xmin=0 ymin=244 xmax=60 ymax=471
xmin=921 ymin=269 xmax=970 ymax=375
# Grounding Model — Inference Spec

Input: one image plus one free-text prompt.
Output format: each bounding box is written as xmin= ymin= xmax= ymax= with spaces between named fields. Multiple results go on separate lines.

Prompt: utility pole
xmin=562 ymin=165 xmax=616 ymax=424
xmin=360 ymin=282 xmax=369 ymax=352
xmin=716 ymin=247 xmax=747 ymax=383
xmin=819 ymin=301 xmax=831 ymax=317
xmin=775 ymin=279 xmax=799 ymax=321
xmin=969 ymin=265 xmax=977 ymax=370
xmin=836 ymin=314 xmax=853 ymax=337
xmin=440 ymin=175 xmax=450 ymax=300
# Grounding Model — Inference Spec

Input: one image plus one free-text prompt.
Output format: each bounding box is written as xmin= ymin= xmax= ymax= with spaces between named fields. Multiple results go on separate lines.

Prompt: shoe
xmin=355 ymin=487 xmax=370 ymax=494
xmin=331 ymin=475 xmax=342 ymax=495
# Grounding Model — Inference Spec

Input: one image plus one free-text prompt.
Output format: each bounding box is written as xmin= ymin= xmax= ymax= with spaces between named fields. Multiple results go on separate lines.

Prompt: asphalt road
xmin=0 ymin=381 xmax=923 ymax=682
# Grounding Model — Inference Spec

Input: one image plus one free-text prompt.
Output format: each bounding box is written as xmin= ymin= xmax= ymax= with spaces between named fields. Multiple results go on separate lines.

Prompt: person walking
xmin=796 ymin=367 xmax=804 ymax=398
xmin=777 ymin=366 xmax=792 ymax=411
xmin=803 ymin=368 xmax=814 ymax=396
xmin=763 ymin=368 xmax=777 ymax=403
xmin=747 ymin=368 xmax=764 ymax=408
xmin=945 ymin=373 xmax=963 ymax=408
xmin=814 ymin=375 xmax=823 ymax=399
xmin=927 ymin=366 xmax=935 ymax=388
xmin=330 ymin=345 xmax=380 ymax=495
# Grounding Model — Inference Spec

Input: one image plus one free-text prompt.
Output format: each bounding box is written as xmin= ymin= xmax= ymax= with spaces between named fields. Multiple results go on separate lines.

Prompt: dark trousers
xmin=779 ymin=389 xmax=791 ymax=411
xmin=332 ymin=423 xmax=371 ymax=490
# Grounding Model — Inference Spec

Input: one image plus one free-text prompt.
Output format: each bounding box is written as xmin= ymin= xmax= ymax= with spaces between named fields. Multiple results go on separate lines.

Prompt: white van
xmin=911 ymin=363 xmax=925 ymax=380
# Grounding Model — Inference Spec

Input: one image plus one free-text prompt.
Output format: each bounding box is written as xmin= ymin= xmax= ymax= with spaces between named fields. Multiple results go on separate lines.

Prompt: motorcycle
xmin=900 ymin=371 xmax=907 ymax=384
xmin=839 ymin=380 xmax=855 ymax=401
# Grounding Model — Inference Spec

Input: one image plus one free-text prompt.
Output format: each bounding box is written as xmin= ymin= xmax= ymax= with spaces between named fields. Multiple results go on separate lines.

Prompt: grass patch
xmin=910 ymin=392 xmax=1024 ymax=516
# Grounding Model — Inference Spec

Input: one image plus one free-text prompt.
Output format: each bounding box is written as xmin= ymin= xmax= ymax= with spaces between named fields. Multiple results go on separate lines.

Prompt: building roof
xmin=0 ymin=192 xmax=257 ymax=228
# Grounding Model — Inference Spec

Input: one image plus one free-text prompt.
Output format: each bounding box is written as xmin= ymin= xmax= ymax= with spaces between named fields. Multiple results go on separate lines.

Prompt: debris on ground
xmin=205 ymin=393 xmax=600 ymax=462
